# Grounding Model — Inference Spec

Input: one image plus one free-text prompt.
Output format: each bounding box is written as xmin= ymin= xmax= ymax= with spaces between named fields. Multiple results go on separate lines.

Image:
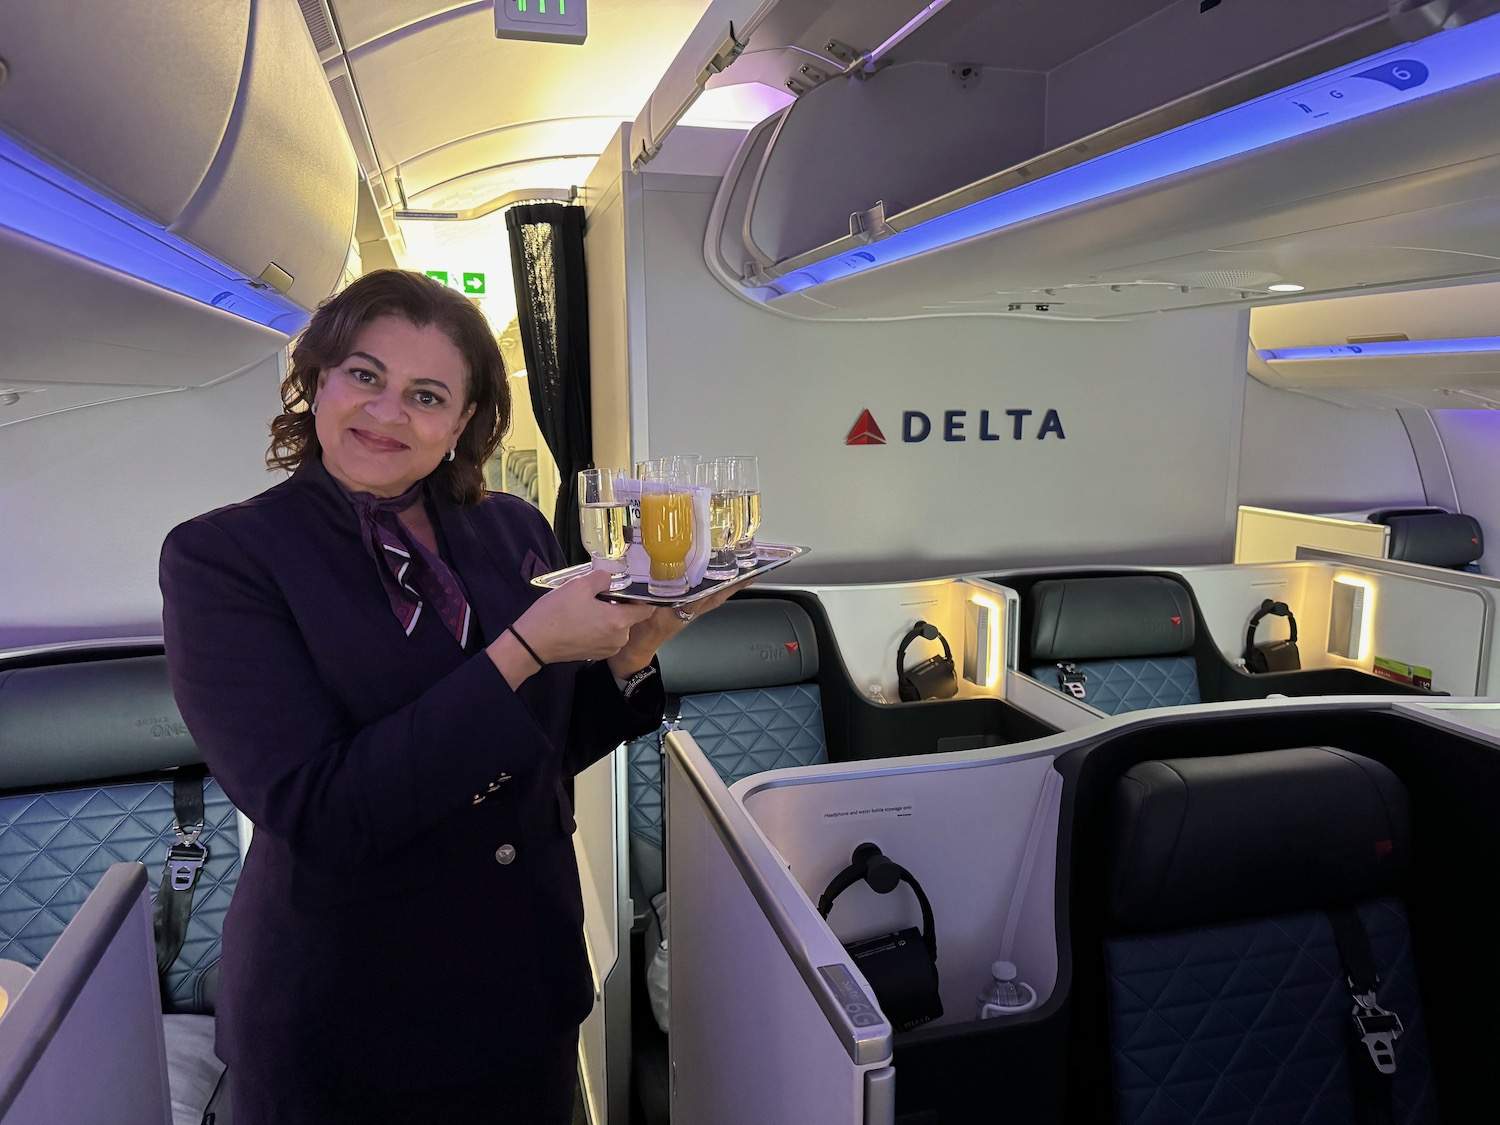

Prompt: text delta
xmin=903 ymin=408 xmax=1065 ymax=442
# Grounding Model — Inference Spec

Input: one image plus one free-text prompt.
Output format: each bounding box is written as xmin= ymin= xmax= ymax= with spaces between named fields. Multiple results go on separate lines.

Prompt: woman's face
xmin=315 ymin=315 xmax=476 ymax=498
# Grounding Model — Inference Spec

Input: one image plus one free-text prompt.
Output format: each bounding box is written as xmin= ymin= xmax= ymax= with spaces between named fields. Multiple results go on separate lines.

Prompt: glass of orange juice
xmin=638 ymin=459 xmax=695 ymax=597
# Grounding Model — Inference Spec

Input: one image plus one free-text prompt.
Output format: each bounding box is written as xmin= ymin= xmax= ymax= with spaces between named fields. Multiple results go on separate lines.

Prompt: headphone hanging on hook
xmin=1243 ymin=599 xmax=1301 ymax=674
xmin=896 ymin=621 xmax=959 ymax=702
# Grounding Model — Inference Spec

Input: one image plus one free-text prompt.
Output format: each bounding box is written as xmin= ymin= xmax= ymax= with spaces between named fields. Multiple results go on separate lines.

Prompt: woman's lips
xmin=349 ymin=428 xmax=408 ymax=452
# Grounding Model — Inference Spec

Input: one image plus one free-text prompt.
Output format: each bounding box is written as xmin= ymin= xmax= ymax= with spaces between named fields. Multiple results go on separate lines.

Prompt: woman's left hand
xmin=605 ymin=583 xmax=744 ymax=678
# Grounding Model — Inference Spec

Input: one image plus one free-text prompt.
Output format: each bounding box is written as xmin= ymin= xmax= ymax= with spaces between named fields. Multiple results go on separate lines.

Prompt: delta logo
xmin=845 ymin=407 xmax=1066 ymax=446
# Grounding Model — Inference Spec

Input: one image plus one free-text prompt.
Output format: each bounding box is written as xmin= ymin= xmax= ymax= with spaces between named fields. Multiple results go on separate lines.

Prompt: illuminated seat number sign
xmin=495 ymin=0 xmax=587 ymax=45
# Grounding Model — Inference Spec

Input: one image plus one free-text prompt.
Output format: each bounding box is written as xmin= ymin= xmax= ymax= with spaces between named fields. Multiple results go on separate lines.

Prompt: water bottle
xmin=867 ymin=683 xmax=889 ymax=704
xmin=977 ymin=960 xmax=1038 ymax=1019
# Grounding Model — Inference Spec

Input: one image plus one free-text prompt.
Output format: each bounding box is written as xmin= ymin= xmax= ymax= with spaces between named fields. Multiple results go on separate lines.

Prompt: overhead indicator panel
xmin=495 ymin=0 xmax=587 ymax=45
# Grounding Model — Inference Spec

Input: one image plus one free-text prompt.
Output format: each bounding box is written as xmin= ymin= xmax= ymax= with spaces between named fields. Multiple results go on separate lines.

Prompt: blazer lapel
xmin=434 ymin=500 xmax=533 ymax=644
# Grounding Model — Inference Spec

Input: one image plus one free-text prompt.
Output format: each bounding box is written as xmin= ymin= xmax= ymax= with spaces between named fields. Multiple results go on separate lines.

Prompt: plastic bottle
xmin=977 ymin=960 xmax=1038 ymax=1019
xmin=867 ymin=684 xmax=889 ymax=704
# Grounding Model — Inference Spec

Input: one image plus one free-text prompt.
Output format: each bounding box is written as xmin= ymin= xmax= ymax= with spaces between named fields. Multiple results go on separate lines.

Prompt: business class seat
xmin=1027 ymin=576 xmax=1202 ymax=716
xmin=624 ymin=597 xmax=826 ymax=1123
xmin=1021 ymin=573 xmax=1434 ymax=718
xmin=0 ymin=654 xmax=240 ymax=1125
xmin=1369 ymin=507 xmax=1484 ymax=572
xmin=1092 ymin=746 xmax=1437 ymax=1124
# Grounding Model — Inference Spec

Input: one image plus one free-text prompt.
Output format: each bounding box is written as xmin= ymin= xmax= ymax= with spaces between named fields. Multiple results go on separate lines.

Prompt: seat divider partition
xmin=664 ymin=730 xmax=893 ymax=1125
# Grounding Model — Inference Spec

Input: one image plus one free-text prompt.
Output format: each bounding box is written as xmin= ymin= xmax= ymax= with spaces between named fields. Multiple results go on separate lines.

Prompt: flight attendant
xmin=161 ymin=269 xmax=727 ymax=1123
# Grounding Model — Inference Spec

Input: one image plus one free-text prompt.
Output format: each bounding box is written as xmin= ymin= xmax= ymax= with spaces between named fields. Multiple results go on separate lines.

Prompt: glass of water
xmin=727 ymin=455 xmax=761 ymax=568
xmin=578 ymin=469 xmax=631 ymax=591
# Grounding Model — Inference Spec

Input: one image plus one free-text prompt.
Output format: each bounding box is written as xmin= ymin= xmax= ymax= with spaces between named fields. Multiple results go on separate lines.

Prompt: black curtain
xmin=505 ymin=203 xmax=593 ymax=564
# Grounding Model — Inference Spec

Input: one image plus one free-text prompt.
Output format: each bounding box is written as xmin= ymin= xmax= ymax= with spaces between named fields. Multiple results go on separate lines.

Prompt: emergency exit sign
xmin=495 ymin=0 xmax=587 ymax=44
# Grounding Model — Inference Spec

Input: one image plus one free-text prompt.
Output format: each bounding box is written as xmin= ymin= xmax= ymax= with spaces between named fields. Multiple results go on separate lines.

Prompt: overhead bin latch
xmin=849 ymin=201 xmax=895 ymax=244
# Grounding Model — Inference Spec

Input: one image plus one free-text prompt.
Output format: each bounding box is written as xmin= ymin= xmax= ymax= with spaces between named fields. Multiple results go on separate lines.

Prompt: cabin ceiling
xmin=311 ymin=0 xmax=715 ymax=208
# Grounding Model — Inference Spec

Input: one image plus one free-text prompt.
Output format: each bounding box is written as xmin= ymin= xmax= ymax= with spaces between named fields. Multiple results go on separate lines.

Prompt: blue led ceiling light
xmin=0 ymin=129 xmax=308 ymax=332
xmin=768 ymin=13 xmax=1500 ymax=298
xmin=1259 ymin=336 xmax=1500 ymax=361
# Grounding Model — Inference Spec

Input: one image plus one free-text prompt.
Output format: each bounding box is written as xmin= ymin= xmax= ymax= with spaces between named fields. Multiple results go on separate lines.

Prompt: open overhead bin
xmin=0 ymin=0 xmax=358 ymax=398
xmin=697 ymin=0 xmax=1500 ymax=320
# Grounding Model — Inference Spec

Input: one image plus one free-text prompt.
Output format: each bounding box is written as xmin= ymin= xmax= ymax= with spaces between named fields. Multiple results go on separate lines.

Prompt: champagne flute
xmin=696 ymin=459 xmax=745 ymax=580
xmin=638 ymin=459 xmax=694 ymax=597
xmin=728 ymin=455 xmax=761 ymax=567
xmin=578 ymin=469 xmax=631 ymax=591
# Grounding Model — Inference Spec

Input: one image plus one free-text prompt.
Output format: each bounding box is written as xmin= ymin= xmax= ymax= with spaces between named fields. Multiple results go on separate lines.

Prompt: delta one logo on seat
xmin=845 ymin=408 xmax=1065 ymax=446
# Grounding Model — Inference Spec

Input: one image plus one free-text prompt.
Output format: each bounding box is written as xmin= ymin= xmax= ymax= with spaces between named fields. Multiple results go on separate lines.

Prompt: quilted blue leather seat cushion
xmin=1031 ymin=657 xmax=1200 ymax=715
xmin=0 ymin=776 xmax=240 ymax=1013
xmin=627 ymin=683 xmax=826 ymax=915
xmin=1106 ymin=897 xmax=1437 ymax=1125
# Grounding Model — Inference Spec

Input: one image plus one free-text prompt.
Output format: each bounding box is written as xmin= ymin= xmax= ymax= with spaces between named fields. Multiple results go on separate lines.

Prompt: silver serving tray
xmin=530 ymin=543 xmax=810 ymax=606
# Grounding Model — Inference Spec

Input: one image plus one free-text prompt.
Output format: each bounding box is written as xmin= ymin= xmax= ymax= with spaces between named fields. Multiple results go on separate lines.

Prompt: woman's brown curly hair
xmin=268 ymin=269 xmax=509 ymax=507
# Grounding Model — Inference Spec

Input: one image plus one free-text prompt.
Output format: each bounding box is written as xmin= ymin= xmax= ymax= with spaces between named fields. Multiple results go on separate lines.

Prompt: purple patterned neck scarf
xmin=342 ymin=482 xmax=473 ymax=647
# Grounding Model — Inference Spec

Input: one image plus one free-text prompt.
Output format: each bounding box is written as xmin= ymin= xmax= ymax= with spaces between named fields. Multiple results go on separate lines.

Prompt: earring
xmin=445 ymin=448 xmax=456 ymax=462
xmin=310 ymin=399 xmax=319 ymax=416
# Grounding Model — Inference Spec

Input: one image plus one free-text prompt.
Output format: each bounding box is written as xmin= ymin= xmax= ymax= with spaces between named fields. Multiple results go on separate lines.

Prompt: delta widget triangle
xmin=846 ymin=409 xmax=886 ymax=446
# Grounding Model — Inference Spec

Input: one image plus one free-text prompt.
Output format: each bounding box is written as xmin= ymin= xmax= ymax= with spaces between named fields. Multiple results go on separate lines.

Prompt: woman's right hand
xmin=507 ymin=566 xmax=655 ymax=666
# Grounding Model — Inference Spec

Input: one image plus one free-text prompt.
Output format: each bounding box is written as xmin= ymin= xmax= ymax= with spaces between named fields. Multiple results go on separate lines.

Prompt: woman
xmin=161 ymin=269 xmax=728 ymax=1122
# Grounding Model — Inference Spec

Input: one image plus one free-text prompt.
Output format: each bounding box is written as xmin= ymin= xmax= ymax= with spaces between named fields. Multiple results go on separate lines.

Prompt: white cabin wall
xmin=1429 ymin=409 xmax=1500 ymax=577
xmin=1236 ymin=376 xmax=1427 ymax=512
xmin=606 ymin=130 xmax=1253 ymax=582
xmin=0 ymin=356 xmax=286 ymax=648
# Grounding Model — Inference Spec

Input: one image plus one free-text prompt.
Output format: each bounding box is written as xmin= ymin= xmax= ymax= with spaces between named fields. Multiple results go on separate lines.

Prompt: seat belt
xmin=1326 ymin=905 xmax=1402 ymax=1125
xmin=153 ymin=770 xmax=210 ymax=981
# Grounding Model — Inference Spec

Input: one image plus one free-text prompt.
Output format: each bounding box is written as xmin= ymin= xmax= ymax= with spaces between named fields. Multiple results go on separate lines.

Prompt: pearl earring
xmin=310 ymin=399 xmax=319 ymax=416
xmin=445 ymin=448 xmax=456 ymax=462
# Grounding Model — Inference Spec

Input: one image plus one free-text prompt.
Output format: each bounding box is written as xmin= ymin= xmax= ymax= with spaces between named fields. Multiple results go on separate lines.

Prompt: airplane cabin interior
xmin=2 ymin=1 xmax=1499 ymax=1123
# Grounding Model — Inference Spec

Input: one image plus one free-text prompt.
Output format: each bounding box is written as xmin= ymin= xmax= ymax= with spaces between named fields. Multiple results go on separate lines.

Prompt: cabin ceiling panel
xmin=1252 ymin=279 xmax=1500 ymax=348
xmin=337 ymin=0 xmax=710 ymax=194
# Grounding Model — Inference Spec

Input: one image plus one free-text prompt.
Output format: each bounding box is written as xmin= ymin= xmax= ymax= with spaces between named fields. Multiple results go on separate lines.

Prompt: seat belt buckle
xmin=1057 ymin=662 xmax=1087 ymax=699
xmin=1351 ymin=991 xmax=1402 ymax=1075
xmin=166 ymin=840 xmax=209 ymax=892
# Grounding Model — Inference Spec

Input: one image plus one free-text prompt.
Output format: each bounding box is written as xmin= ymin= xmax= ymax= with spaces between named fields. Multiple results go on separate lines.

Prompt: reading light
xmin=1267 ymin=283 xmax=1306 ymax=292
xmin=1258 ymin=335 xmax=1500 ymax=360
xmin=1329 ymin=575 xmax=1374 ymax=661
xmin=767 ymin=13 xmax=1500 ymax=298
xmin=0 ymin=127 xmax=307 ymax=332
xmin=964 ymin=594 xmax=1003 ymax=689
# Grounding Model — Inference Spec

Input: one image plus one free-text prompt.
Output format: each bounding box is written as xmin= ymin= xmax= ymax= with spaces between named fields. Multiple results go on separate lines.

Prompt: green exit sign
xmin=462 ymin=272 xmax=486 ymax=295
xmin=495 ymin=0 xmax=586 ymax=44
xmin=424 ymin=270 xmax=449 ymax=285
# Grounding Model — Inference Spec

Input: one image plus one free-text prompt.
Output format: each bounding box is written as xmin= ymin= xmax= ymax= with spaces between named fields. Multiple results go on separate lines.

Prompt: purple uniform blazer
xmin=159 ymin=458 xmax=663 ymax=1094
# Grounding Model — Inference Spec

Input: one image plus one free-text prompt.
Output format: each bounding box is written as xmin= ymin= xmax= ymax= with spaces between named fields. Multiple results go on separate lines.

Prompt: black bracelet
xmin=507 ymin=624 xmax=544 ymax=668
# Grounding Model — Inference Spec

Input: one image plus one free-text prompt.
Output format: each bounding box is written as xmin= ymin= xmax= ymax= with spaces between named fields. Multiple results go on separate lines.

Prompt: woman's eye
xmin=413 ymin=391 xmax=443 ymax=407
xmin=348 ymin=367 xmax=377 ymax=384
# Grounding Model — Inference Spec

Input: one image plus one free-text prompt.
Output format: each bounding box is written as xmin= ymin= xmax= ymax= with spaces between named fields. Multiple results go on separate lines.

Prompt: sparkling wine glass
xmin=727 ymin=455 xmax=761 ymax=567
xmin=696 ymin=459 xmax=746 ymax=580
xmin=578 ymin=469 xmax=631 ymax=591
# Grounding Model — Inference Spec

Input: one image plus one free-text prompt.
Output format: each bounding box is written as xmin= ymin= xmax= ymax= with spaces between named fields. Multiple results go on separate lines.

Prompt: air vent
xmin=328 ymin=68 xmax=380 ymax=179
xmin=297 ymin=0 xmax=339 ymax=57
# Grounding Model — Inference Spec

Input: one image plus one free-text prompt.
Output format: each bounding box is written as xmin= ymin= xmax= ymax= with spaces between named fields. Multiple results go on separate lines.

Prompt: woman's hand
xmin=510 ymin=567 xmax=656 ymax=666
xmin=606 ymin=582 xmax=744 ymax=678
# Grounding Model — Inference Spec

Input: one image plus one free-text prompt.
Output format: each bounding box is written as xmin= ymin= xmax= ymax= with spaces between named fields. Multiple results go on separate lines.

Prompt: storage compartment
xmin=699 ymin=1 xmax=1500 ymax=319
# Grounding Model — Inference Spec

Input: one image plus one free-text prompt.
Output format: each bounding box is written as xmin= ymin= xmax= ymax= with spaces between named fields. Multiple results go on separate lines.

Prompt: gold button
xmin=495 ymin=844 xmax=516 ymax=865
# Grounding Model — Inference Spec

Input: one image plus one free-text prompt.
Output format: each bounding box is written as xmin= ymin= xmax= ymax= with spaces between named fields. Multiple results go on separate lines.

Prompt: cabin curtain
xmin=505 ymin=202 xmax=593 ymax=564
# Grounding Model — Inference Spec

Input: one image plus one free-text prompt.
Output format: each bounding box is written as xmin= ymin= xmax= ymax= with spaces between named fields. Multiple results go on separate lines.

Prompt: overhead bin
xmin=1249 ymin=279 xmax=1500 ymax=408
xmin=700 ymin=0 xmax=1500 ymax=320
xmin=0 ymin=0 xmax=358 ymax=392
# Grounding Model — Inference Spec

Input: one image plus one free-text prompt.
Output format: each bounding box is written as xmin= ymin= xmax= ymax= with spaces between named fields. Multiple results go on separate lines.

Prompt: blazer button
xmin=494 ymin=844 xmax=517 ymax=865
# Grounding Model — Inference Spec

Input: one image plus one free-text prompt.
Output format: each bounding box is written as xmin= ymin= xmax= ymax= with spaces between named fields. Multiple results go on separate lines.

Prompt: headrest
xmin=1370 ymin=509 xmax=1483 ymax=567
xmin=1029 ymin=576 xmax=1195 ymax=662
xmin=657 ymin=599 xmax=818 ymax=694
xmin=0 ymin=656 xmax=203 ymax=790
xmin=1108 ymin=746 xmax=1410 ymax=932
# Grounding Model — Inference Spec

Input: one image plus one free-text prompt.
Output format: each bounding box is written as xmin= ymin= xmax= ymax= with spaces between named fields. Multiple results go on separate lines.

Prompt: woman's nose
xmin=365 ymin=387 xmax=406 ymax=423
